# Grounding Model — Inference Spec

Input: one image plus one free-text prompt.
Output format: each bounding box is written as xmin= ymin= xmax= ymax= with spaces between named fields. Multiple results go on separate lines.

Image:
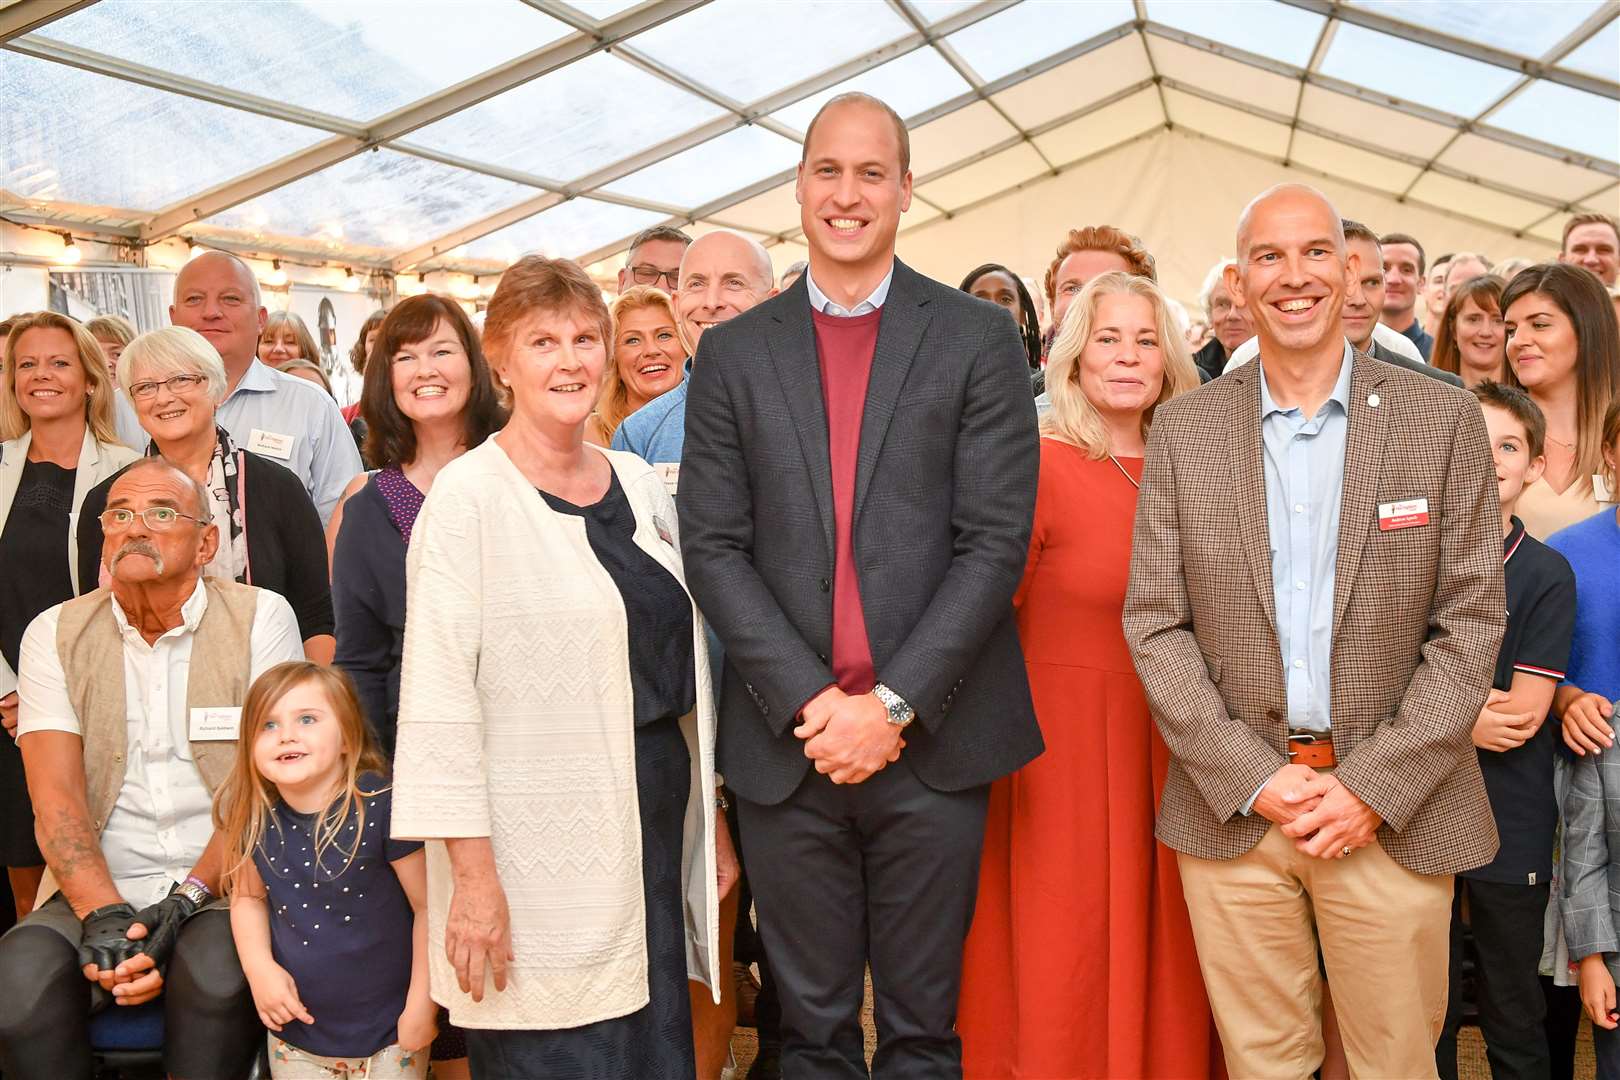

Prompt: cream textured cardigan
xmin=391 ymin=436 xmax=721 ymax=1031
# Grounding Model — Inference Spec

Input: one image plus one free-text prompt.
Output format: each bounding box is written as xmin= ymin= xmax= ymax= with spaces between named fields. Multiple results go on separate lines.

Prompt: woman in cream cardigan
xmin=392 ymin=257 xmax=736 ymax=1080
xmin=0 ymin=311 xmax=137 ymax=917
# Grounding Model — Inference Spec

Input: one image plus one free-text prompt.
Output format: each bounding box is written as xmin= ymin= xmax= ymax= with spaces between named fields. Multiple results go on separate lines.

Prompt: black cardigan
xmin=77 ymin=452 xmax=333 ymax=641
xmin=329 ymin=476 xmax=404 ymax=757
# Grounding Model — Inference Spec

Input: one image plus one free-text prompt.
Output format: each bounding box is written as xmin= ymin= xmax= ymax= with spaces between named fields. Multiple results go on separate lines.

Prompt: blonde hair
xmin=1 ymin=312 xmax=120 ymax=443
xmin=1042 ymin=271 xmax=1200 ymax=457
xmin=277 ymin=357 xmax=333 ymax=396
xmin=85 ymin=314 xmax=135 ymax=348
xmin=214 ymin=662 xmax=388 ymax=897
xmin=119 ymin=325 xmax=229 ymax=404
xmin=597 ymin=286 xmax=682 ymax=442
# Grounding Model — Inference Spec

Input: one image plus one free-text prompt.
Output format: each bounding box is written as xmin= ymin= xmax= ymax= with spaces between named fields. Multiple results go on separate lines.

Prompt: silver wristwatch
xmin=872 ymin=683 xmax=915 ymax=728
xmin=174 ymin=877 xmax=212 ymax=907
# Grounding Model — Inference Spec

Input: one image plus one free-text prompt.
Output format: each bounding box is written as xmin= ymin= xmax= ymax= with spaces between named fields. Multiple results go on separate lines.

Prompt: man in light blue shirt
xmin=168 ymin=252 xmax=361 ymax=524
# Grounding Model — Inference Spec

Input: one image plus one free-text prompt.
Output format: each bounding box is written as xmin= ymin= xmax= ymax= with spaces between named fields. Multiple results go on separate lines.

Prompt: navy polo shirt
xmin=1465 ymin=518 xmax=1576 ymax=885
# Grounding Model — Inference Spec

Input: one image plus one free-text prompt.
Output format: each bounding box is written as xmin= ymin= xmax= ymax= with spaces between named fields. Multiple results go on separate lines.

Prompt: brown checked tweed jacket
xmin=1123 ymin=353 xmax=1505 ymax=876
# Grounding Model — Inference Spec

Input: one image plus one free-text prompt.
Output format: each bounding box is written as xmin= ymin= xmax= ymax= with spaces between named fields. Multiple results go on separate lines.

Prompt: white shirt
xmin=805 ymin=264 xmax=895 ymax=317
xmin=1223 ymin=324 xmax=1424 ymax=374
xmin=16 ymin=581 xmax=303 ymax=905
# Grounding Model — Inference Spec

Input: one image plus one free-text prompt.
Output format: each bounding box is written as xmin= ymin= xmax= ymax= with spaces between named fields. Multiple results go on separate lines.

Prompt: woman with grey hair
xmin=75 ymin=325 xmax=333 ymax=662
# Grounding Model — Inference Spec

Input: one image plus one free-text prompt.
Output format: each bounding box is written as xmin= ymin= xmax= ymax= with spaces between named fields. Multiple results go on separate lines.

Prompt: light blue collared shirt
xmin=216 ymin=359 xmax=363 ymax=526
xmin=805 ymin=264 xmax=894 ymax=317
xmin=612 ymin=360 xmax=691 ymax=464
xmin=1260 ymin=343 xmax=1353 ymax=733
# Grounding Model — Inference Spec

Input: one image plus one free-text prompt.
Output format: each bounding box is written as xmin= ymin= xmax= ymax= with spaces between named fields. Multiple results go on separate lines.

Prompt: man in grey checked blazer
xmin=1124 ymin=184 xmax=1505 ymax=1079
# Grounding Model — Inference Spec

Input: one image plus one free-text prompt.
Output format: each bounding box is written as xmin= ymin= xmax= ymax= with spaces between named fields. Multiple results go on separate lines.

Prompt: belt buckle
xmin=1286 ymin=731 xmax=1316 ymax=760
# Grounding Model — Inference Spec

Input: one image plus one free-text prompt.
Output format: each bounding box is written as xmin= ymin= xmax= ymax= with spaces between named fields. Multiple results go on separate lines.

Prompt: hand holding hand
xmin=1580 ymin=955 xmax=1618 ymax=1030
xmin=446 ymin=869 xmax=513 ymax=1002
xmin=1 ymin=692 xmax=17 ymax=740
xmin=78 ymin=902 xmax=142 ymax=985
xmin=1474 ymin=690 xmax=1541 ymax=752
xmin=395 ymin=999 xmax=439 ymax=1052
xmin=128 ymin=885 xmax=201 ymax=972
xmin=108 ymin=950 xmax=164 ymax=1006
xmin=1280 ymin=775 xmax=1382 ymax=859
xmin=246 ymin=960 xmax=314 ymax=1031
xmin=1563 ymin=693 xmax=1616 ymax=757
xmin=1251 ymin=763 xmax=1328 ymax=826
xmin=802 ymin=692 xmax=903 ymax=785
xmin=794 ymin=686 xmax=847 ymax=742
xmin=714 ymin=812 xmax=740 ymax=902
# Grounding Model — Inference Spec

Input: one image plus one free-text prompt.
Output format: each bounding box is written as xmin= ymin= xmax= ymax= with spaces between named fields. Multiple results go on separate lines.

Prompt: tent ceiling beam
xmin=1521 ymin=180 xmax=1620 ymax=237
xmin=1282 ymin=11 xmax=1338 ymax=165
xmin=1278 ymin=0 xmax=1620 ymax=100
xmin=0 ymin=0 xmax=95 ymax=44
xmin=1131 ymin=0 xmax=1175 ymax=143
xmin=133 ymin=0 xmax=706 ymax=243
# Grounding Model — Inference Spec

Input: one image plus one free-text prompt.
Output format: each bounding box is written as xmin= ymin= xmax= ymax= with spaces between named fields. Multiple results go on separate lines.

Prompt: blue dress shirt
xmin=612 ymin=360 xmax=691 ymax=464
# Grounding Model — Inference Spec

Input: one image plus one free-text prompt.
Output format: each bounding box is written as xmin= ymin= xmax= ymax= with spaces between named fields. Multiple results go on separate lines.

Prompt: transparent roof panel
xmin=1146 ymin=0 xmax=1327 ymax=67
xmin=1486 ymin=80 xmax=1620 ymax=164
xmin=1318 ymin=23 xmax=1524 ymax=117
xmin=407 ymin=52 xmax=727 ymax=185
xmin=1436 ymin=133 xmax=1614 ymax=204
xmin=714 ymin=181 xmax=802 ymax=235
xmin=204 ymin=150 xmax=542 ymax=252
xmin=556 ymin=0 xmax=644 ymax=19
xmin=630 ymin=0 xmax=912 ymax=104
xmin=600 ymin=126 xmax=803 ymax=210
xmin=438 ymin=197 xmax=666 ymax=265
xmin=1345 ymin=1 xmax=1605 ymax=60
xmin=40 ymin=1 xmax=572 ymax=124
xmin=907 ymin=1 xmax=982 ymax=24
xmin=946 ymin=0 xmax=1135 ymax=83
xmin=770 ymin=47 xmax=972 ymax=132
xmin=1557 ymin=15 xmax=1619 ymax=80
xmin=1 ymin=51 xmax=326 ymax=211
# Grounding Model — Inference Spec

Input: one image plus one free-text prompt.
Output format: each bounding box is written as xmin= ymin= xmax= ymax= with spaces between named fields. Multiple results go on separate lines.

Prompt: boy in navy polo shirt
xmin=1438 ymin=382 xmax=1577 ymax=1080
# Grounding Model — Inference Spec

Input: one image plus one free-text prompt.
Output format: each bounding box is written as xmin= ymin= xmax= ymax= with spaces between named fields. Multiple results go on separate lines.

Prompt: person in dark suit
xmin=1341 ymin=220 xmax=1464 ymax=387
xmin=678 ymin=92 xmax=1042 ymax=1079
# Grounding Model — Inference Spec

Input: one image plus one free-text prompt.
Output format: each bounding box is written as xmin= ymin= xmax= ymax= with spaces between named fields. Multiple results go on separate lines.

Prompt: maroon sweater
xmin=811 ymin=305 xmax=882 ymax=694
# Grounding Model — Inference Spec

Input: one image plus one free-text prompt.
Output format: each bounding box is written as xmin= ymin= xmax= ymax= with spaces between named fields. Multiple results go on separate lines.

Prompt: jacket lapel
xmin=0 ymin=431 xmax=32 ymax=528
xmin=1332 ymin=354 xmax=1389 ymax=637
xmin=1226 ymin=363 xmax=1278 ymax=635
xmin=767 ymin=279 xmax=836 ymax=560
xmin=853 ymin=261 xmax=929 ymax=524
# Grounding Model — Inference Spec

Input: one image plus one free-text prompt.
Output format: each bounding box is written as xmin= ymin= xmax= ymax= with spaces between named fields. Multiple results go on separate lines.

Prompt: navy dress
xmin=464 ymin=470 xmax=697 ymax=1080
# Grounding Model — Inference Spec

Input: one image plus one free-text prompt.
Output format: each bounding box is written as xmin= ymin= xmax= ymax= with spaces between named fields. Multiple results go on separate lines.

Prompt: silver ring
xmin=1341 ymin=846 xmax=1353 ymax=857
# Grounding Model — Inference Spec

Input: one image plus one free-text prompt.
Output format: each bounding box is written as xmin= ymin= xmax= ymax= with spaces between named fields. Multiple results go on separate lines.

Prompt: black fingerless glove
xmin=77 ymin=902 xmax=140 ymax=973
xmin=129 ymin=884 xmax=202 ymax=972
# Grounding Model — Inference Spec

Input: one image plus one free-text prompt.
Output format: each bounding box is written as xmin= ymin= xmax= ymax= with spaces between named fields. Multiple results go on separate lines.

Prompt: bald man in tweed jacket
xmin=1124 ymin=185 xmax=1505 ymax=1079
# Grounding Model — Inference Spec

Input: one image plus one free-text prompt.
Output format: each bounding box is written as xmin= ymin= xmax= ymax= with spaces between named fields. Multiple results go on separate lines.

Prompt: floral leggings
xmin=268 ymin=1035 xmax=430 ymax=1079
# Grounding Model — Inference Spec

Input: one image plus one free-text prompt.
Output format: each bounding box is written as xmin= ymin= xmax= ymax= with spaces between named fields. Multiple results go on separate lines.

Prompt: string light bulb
xmin=340 ymin=267 xmax=361 ymax=293
xmin=264 ymin=259 xmax=289 ymax=288
xmin=55 ymin=232 xmax=81 ymax=265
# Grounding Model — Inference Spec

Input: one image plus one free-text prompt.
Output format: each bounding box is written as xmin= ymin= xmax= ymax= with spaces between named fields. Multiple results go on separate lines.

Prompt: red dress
xmin=958 ymin=438 xmax=1221 ymax=1079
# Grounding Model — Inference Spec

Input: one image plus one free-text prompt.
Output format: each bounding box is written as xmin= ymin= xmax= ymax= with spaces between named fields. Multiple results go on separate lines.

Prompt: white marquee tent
xmin=3 ymin=0 xmax=1618 ymax=323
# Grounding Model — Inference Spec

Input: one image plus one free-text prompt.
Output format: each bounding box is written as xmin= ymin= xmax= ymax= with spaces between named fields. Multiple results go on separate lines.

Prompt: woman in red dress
xmin=959 ymin=270 xmax=1218 ymax=1078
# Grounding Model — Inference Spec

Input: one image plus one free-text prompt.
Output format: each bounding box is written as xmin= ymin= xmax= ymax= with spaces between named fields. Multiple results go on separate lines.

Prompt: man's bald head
xmin=681 ymin=230 xmax=774 ymax=292
xmin=170 ymin=250 xmax=268 ymax=374
xmin=674 ymin=230 xmax=779 ymax=355
xmin=1226 ymin=182 xmax=1356 ymax=359
xmin=1235 ymin=183 xmax=1346 ymax=262
xmin=175 ymin=250 xmax=261 ymax=309
xmin=114 ymin=456 xmax=212 ymax=521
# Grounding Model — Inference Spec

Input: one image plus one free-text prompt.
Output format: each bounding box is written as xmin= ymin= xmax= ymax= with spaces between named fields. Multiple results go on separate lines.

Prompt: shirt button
xmin=1293 ymin=504 xmax=1305 ymax=514
xmin=1295 ymin=581 xmax=1306 ymax=590
xmin=1293 ymin=658 xmax=1305 ymax=669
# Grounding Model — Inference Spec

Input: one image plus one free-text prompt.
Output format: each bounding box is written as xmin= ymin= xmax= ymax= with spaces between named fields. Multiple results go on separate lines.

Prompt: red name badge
xmin=1378 ymin=498 xmax=1430 ymax=531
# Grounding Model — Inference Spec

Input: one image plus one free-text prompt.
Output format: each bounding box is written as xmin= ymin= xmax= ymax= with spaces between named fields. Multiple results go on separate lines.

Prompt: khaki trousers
xmin=1177 ymin=824 xmax=1452 ymax=1080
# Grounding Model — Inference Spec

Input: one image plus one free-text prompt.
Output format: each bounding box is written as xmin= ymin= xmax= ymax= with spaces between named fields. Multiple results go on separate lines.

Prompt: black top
xmin=252 ymin=774 xmax=422 ymax=1058
xmin=0 ymin=459 xmax=76 ymax=673
xmin=77 ymin=452 xmax=333 ymax=640
xmin=539 ymin=470 xmax=695 ymax=726
xmin=332 ymin=477 xmax=406 ymax=756
xmin=1466 ymin=516 xmax=1577 ymax=886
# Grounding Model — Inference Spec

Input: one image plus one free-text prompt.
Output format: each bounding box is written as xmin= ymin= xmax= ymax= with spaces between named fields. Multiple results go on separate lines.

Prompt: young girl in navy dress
xmin=216 ymin=661 xmax=436 ymax=1078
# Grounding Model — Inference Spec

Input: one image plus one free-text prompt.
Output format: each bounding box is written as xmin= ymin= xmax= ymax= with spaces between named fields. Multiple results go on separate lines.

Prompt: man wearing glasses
xmin=0 ymin=457 xmax=302 ymax=1078
xmin=618 ymin=224 xmax=692 ymax=295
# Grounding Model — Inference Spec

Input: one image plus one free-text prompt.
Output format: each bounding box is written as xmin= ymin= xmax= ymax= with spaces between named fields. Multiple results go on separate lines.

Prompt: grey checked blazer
xmin=1562 ymin=752 xmax=1620 ymax=976
xmin=1123 ymin=353 xmax=1505 ymax=875
xmin=678 ymin=261 xmax=1044 ymax=806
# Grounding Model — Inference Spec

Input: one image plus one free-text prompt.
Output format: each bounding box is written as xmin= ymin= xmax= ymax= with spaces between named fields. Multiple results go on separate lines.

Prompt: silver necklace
xmin=1107 ymin=453 xmax=1141 ymax=490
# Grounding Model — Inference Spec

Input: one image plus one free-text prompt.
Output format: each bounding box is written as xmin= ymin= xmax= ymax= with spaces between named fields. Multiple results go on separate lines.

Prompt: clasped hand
xmin=796 ymin=687 xmax=904 ymax=785
xmin=78 ymin=890 xmax=197 ymax=1007
xmin=1256 ymin=764 xmax=1382 ymax=860
xmin=1473 ymin=689 xmax=1543 ymax=752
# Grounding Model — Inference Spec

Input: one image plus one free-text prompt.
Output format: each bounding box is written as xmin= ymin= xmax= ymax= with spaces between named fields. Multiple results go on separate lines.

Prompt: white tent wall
xmin=892 ymin=129 xmax=1581 ymax=316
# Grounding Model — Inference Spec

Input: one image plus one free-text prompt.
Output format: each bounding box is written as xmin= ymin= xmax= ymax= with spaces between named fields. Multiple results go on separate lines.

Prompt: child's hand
xmin=246 ymin=962 xmax=313 ymax=1032
xmin=1474 ymin=690 xmax=1540 ymax=752
xmin=1580 ymin=955 xmax=1618 ymax=1029
xmin=395 ymin=1001 xmax=438 ymax=1052
xmin=1563 ymin=693 xmax=1615 ymax=756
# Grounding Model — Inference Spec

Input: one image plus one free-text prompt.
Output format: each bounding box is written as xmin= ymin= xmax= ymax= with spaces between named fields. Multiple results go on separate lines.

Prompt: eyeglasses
xmin=127 ymin=373 xmax=207 ymax=400
xmin=98 ymin=506 xmax=209 ymax=532
xmin=628 ymin=264 xmax=680 ymax=290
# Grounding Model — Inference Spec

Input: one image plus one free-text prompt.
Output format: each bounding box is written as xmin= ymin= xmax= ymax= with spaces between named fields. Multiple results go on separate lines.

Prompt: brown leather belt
xmin=1287 ymin=730 xmax=1336 ymax=769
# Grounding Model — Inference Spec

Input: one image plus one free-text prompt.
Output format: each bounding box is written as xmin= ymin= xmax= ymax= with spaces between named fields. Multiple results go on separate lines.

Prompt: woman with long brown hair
xmin=1432 ymin=275 xmax=1508 ymax=386
xmin=1504 ymin=263 xmax=1620 ymax=538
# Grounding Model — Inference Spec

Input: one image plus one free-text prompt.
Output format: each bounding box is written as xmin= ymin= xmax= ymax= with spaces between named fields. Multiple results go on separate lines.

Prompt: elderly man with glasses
xmin=0 ymin=456 xmax=303 ymax=1079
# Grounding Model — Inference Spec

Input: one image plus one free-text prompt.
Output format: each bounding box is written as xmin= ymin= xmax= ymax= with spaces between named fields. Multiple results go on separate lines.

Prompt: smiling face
xmin=389 ymin=316 xmax=474 ymax=428
xmin=252 ymin=678 xmax=348 ymax=799
xmin=1229 ymin=188 xmax=1352 ymax=358
xmin=674 ymin=232 xmax=774 ymax=353
xmin=1454 ymin=295 xmax=1506 ymax=383
xmin=1424 ymin=260 xmax=1451 ymax=319
xmin=1076 ymin=293 xmax=1165 ymax=424
xmin=1052 ymin=250 xmax=1132 ymax=331
xmin=170 ymin=253 xmax=266 ymax=372
xmin=618 ymin=237 xmax=688 ymax=294
xmin=10 ymin=326 xmax=88 ymax=426
xmin=1482 ymin=403 xmax=1544 ymax=514
xmin=1505 ymin=291 xmax=1579 ymax=393
xmin=614 ymin=305 xmax=685 ymax=406
xmin=128 ymin=359 xmax=215 ymax=448
xmin=1207 ymin=278 xmax=1256 ymax=356
xmin=968 ymin=270 xmax=1024 ymax=327
xmin=493 ymin=305 xmax=607 ymax=432
xmin=796 ymin=98 xmax=912 ymax=279
xmin=1561 ymin=222 xmax=1619 ymax=287
xmin=258 ymin=321 xmax=304 ymax=365
xmin=1341 ymin=236 xmax=1385 ymax=351
xmin=1381 ymin=242 xmax=1422 ymax=319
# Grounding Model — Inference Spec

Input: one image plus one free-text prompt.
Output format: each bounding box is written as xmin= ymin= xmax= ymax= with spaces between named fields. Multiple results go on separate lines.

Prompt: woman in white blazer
xmin=0 ymin=312 xmax=138 ymax=917
xmin=392 ymin=257 xmax=737 ymax=1080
